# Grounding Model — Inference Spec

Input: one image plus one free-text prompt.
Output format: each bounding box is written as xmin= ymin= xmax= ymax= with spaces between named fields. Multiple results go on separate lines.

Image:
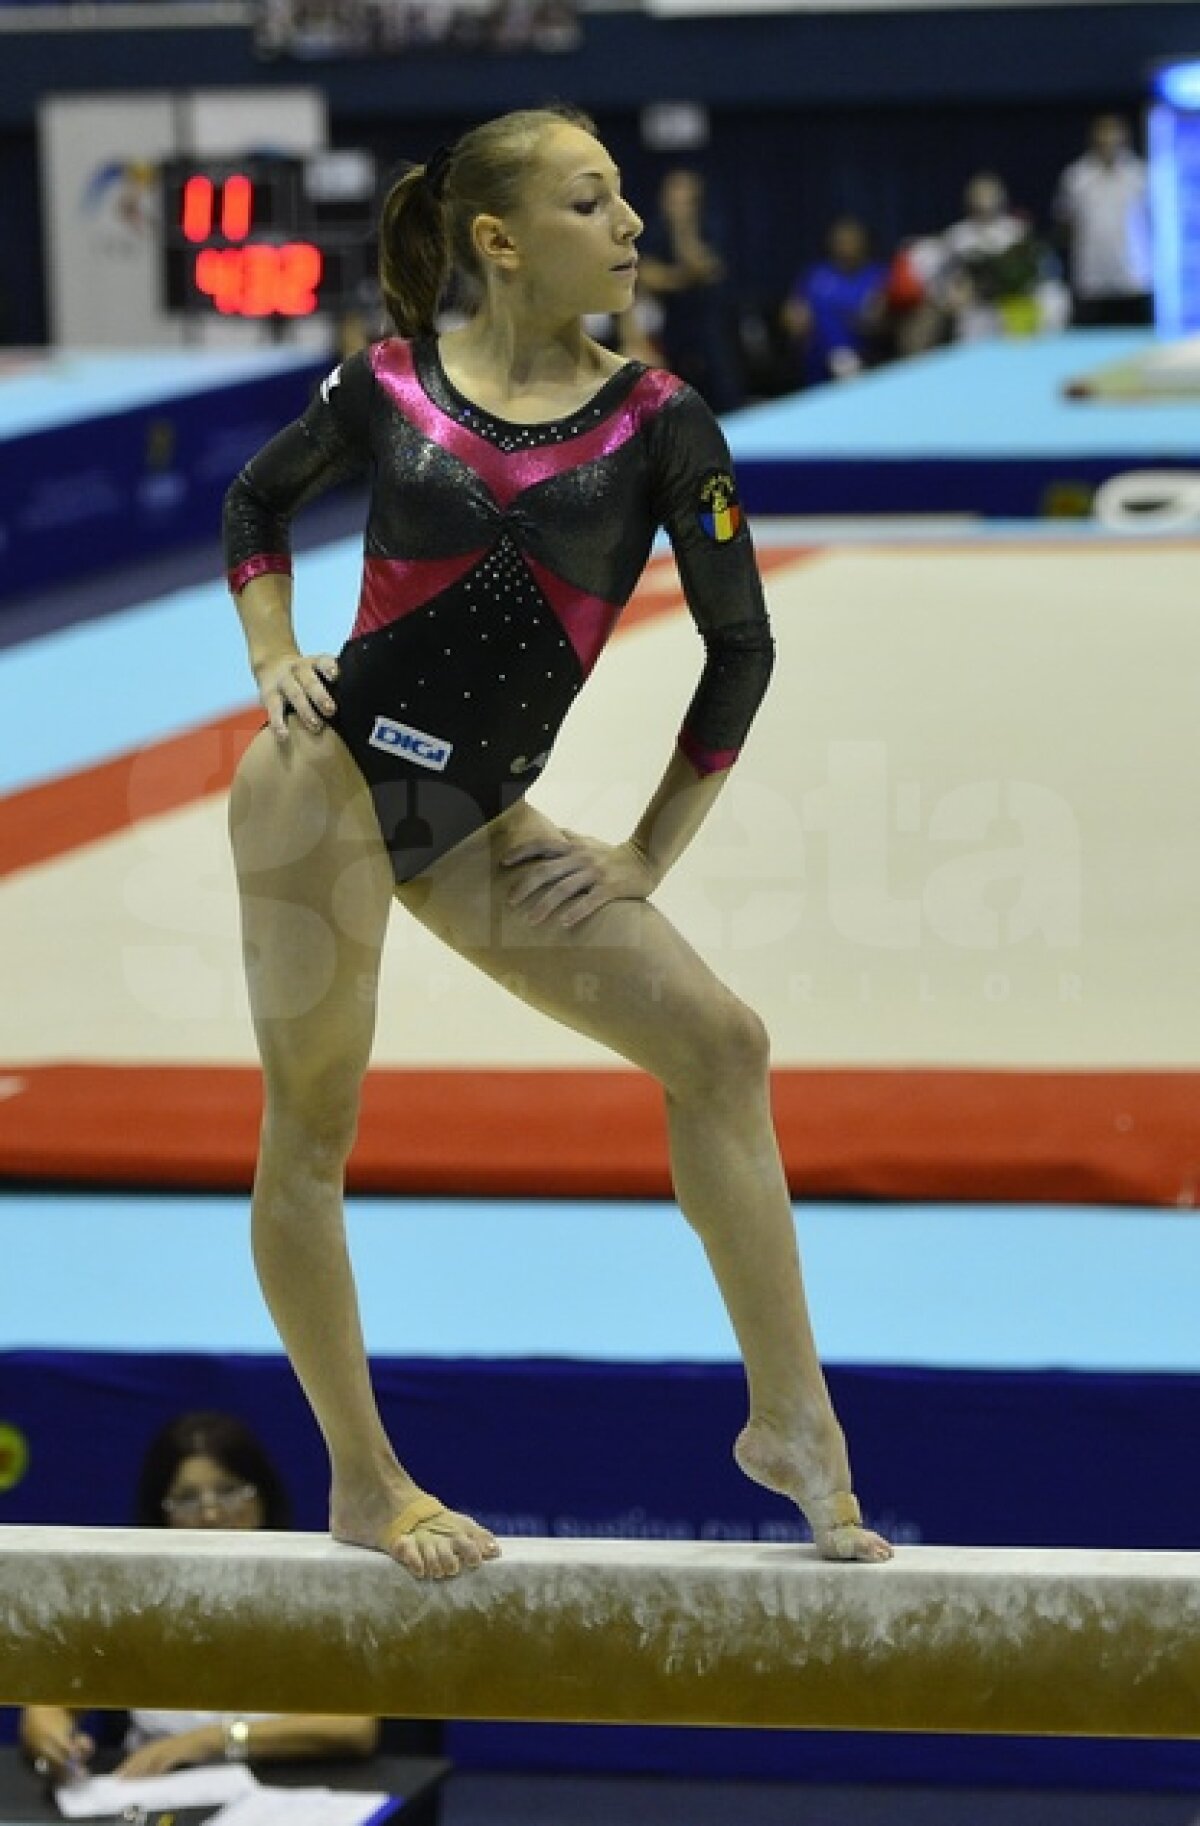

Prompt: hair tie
xmin=423 ymin=143 xmax=454 ymax=202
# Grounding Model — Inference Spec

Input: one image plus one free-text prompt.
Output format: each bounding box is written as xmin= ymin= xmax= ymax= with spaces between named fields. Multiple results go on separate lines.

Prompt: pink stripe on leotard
xmin=351 ymin=551 xmax=489 ymax=639
xmin=227 ymin=553 xmax=292 ymax=595
xmin=678 ymin=727 xmax=739 ymax=776
xmin=369 ymin=342 xmax=684 ymax=512
xmin=522 ymin=555 xmax=624 ymax=678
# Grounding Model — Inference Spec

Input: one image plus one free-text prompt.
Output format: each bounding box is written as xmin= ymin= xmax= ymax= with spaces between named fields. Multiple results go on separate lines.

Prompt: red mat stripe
xmin=2 ymin=1063 xmax=1197 ymax=1206
xmin=0 ymin=710 xmax=263 ymax=881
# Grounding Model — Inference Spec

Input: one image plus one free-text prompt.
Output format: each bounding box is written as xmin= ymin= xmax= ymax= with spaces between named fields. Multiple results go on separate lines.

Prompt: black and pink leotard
xmin=223 ymin=336 xmax=774 ymax=882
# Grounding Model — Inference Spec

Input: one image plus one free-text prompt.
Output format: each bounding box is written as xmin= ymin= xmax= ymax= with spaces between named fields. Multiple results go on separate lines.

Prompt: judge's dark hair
xmin=134 ymin=1409 xmax=291 ymax=1529
xmin=379 ymin=104 xmax=598 ymax=339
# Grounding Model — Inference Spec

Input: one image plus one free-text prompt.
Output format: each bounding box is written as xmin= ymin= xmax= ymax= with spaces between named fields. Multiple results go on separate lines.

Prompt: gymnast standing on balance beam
xmin=224 ymin=104 xmax=894 ymax=1581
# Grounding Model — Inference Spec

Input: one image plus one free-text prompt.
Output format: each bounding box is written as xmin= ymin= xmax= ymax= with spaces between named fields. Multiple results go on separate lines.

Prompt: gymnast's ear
xmin=472 ymin=213 xmax=521 ymax=272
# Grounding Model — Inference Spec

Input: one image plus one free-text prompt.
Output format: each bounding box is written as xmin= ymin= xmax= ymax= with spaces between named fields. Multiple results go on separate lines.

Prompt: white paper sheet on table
xmin=56 ymin=1764 xmax=259 ymax=1818
xmin=205 ymin=1788 xmax=396 ymax=1826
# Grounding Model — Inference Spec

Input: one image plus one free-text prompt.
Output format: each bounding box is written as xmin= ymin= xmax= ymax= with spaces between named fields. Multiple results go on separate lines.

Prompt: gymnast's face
xmin=162 ymin=1452 xmax=266 ymax=1530
xmin=485 ymin=124 xmax=643 ymax=317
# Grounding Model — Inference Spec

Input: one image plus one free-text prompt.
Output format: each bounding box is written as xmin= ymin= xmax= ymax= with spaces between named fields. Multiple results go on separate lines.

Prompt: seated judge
xmin=20 ymin=1411 xmax=379 ymax=1780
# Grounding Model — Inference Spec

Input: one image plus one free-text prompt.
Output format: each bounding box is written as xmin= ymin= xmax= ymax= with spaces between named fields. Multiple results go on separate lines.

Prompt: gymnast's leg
xmin=397 ymin=800 xmax=892 ymax=1563
xmin=229 ymin=724 xmax=498 ymax=1580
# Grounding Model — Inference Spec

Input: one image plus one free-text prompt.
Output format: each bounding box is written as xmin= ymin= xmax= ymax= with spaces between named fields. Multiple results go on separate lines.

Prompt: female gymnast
xmin=225 ymin=105 xmax=893 ymax=1581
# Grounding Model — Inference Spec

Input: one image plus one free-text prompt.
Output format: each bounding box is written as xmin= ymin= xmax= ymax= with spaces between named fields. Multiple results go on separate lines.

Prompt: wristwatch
xmin=223 ymin=1719 xmax=251 ymax=1762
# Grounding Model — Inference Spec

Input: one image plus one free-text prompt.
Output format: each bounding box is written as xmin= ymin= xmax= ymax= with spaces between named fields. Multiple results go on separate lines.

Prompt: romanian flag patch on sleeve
xmin=697 ymin=469 xmax=744 ymax=543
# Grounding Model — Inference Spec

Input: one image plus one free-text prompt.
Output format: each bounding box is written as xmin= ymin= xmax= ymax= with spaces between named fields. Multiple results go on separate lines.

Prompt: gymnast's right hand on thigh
xmin=255 ymin=650 xmax=340 ymax=741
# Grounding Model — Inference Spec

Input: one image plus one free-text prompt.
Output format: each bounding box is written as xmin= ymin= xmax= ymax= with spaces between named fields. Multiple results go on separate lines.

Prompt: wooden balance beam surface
xmin=3 ymin=1528 xmax=1199 ymax=1736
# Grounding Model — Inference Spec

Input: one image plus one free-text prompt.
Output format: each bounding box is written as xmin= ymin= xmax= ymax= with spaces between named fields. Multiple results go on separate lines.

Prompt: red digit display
xmin=165 ymin=158 xmax=358 ymax=317
xmin=194 ymin=242 xmax=324 ymax=317
xmin=242 ymin=244 xmax=278 ymax=316
xmin=181 ymin=172 xmax=254 ymax=245
xmin=195 ymin=247 xmax=242 ymax=313
xmin=277 ymin=242 xmax=323 ymax=315
xmin=222 ymin=173 xmax=253 ymax=243
xmin=182 ymin=175 xmax=215 ymax=244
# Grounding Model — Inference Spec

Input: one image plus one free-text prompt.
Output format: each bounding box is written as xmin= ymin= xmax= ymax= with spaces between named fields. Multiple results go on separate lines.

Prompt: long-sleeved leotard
xmin=224 ymin=336 xmax=774 ymax=883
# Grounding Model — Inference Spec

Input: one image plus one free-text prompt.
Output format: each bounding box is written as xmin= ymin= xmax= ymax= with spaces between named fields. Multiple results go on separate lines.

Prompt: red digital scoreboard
xmin=160 ymin=152 xmax=377 ymax=319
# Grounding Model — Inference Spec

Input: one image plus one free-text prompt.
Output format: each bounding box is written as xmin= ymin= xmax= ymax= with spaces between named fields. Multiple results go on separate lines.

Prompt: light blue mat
xmin=726 ymin=332 xmax=1198 ymax=460
xmin=0 ymin=542 xmax=359 ymax=795
xmin=3 ymin=1193 xmax=1198 ymax=1374
xmin=0 ymin=348 xmax=326 ymax=440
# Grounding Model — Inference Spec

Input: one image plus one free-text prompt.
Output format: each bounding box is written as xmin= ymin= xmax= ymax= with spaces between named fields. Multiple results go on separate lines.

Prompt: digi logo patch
xmin=368 ymin=714 xmax=453 ymax=772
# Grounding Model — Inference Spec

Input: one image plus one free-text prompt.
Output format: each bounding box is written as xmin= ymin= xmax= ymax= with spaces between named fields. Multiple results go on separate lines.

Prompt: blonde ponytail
xmin=378 ymin=161 xmax=451 ymax=339
xmin=378 ymin=107 xmax=597 ymax=340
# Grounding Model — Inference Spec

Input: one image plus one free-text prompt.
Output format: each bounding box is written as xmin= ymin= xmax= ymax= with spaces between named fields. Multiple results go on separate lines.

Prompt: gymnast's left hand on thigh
xmin=501 ymin=829 xmax=660 ymax=928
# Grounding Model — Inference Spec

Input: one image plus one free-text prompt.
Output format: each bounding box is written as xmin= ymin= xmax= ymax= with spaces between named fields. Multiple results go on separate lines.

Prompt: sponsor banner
xmin=0 ymin=360 xmax=326 ymax=601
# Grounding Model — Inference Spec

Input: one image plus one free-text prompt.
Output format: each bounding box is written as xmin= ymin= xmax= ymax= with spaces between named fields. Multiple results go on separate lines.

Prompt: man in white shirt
xmin=1054 ymin=114 xmax=1152 ymax=326
xmin=931 ymin=173 xmax=1068 ymax=342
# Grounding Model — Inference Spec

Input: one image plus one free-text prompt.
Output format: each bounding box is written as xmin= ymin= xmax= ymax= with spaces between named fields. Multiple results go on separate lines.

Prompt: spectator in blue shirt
xmin=783 ymin=217 xmax=888 ymax=386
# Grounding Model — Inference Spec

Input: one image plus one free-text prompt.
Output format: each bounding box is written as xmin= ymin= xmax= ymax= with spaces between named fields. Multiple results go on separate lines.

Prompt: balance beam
xmin=4 ymin=1527 xmax=1199 ymax=1736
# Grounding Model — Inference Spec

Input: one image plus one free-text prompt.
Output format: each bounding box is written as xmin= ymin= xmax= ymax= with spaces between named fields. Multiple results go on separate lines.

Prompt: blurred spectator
xmin=20 ymin=1412 xmax=379 ymax=1784
xmin=876 ymin=236 xmax=952 ymax=358
xmin=637 ymin=167 xmax=744 ymax=412
xmin=1054 ymin=114 xmax=1152 ymax=326
xmin=489 ymin=0 xmax=579 ymax=50
xmin=934 ymin=172 xmax=1069 ymax=341
xmin=584 ymin=297 xmax=661 ymax=367
xmin=782 ymin=217 xmax=888 ymax=385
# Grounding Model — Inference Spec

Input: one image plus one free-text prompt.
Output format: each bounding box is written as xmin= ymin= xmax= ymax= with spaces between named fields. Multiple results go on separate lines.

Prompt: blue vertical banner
xmin=1149 ymin=60 xmax=1200 ymax=335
